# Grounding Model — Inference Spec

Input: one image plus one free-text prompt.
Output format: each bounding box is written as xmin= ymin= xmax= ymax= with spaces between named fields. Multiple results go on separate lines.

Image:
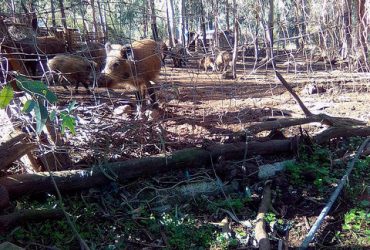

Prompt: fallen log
xmin=0 ymin=140 xmax=295 ymax=199
xmin=0 ymin=132 xmax=37 ymax=171
xmin=313 ymin=127 xmax=370 ymax=144
xmin=0 ymin=209 xmax=64 ymax=233
xmin=242 ymin=71 xmax=367 ymax=136
xmin=245 ymin=117 xmax=366 ymax=134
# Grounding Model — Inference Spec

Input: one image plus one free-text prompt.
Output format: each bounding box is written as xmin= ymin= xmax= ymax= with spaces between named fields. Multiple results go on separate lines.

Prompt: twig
xmin=299 ymin=137 xmax=370 ymax=249
xmin=275 ymin=70 xmax=312 ymax=116
xmin=255 ymin=180 xmax=272 ymax=250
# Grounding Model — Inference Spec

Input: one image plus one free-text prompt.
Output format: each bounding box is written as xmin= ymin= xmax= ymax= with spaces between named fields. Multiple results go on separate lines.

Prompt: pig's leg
xmin=134 ymin=90 xmax=144 ymax=119
xmin=147 ymin=84 xmax=158 ymax=109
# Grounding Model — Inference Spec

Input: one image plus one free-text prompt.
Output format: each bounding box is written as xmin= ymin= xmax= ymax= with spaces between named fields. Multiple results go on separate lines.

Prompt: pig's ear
xmin=105 ymin=42 xmax=112 ymax=53
xmin=121 ymin=46 xmax=134 ymax=61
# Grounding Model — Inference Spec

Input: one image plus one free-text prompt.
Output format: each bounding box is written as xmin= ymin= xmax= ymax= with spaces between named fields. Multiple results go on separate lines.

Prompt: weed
xmin=207 ymin=197 xmax=251 ymax=213
xmin=157 ymin=213 xmax=216 ymax=249
xmin=338 ymin=208 xmax=370 ymax=246
xmin=286 ymin=146 xmax=336 ymax=191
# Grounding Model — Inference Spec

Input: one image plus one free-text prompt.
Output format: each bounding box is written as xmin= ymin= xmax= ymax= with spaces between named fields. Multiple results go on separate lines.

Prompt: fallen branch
xmin=255 ymin=181 xmax=272 ymax=250
xmin=0 ymin=132 xmax=37 ymax=171
xmin=245 ymin=117 xmax=366 ymax=134
xmin=0 ymin=140 xmax=295 ymax=199
xmin=275 ymin=71 xmax=312 ymax=116
xmin=243 ymin=71 xmax=367 ymax=135
xmin=0 ymin=209 xmax=64 ymax=232
xmin=313 ymin=127 xmax=370 ymax=144
xmin=300 ymin=137 xmax=370 ymax=249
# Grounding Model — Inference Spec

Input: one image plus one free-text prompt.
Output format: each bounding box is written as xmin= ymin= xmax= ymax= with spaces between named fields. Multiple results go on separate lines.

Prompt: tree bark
xmin=50 ymin=0 xmax=56 ymax=28
xmin=0 ymin=140 xmax=295 ymax=199
xmin=90 ymin=0 xmax=99 ymax=41
xmin=200 ymin=0 xmax=207 ymax=52
xmin=0 ymin=133 xmax=36 ymax=171
xmin=179 ymin=0 xmax=186 ymax=45
xmin=255 ymin=181 xmax=272 ymax=250
xmin=166 ymin=0 xmax=174 ymax=47
xmin=97 ymin=0 xmax=106 ymax=42
xmin=341 ymin=0 xmax=352 ymax=59
xmin=58 ymin=0 xmax=67 ymax=29
xmin=231 ymin=0 xmax=238 ymax=79
xmin=149 ymin=0 xmax=159 ymax=41
xmin=0 ymin=209 xmax=64 ymax=233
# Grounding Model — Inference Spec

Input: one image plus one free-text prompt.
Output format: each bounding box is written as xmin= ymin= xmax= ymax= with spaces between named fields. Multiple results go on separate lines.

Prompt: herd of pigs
xmin=4 ymin=37 xmax=232 ymax=115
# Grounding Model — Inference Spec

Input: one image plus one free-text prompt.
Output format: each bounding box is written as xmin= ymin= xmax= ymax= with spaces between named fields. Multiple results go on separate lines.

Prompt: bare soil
xmin=6 ymin=53 xmax=370 ymax=248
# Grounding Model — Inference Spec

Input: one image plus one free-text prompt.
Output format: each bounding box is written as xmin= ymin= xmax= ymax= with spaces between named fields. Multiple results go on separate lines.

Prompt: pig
xmin=46 ymin=54 xmax=97 ymax=92
xmin=14 ymin=36 xmax=67 ymax=76
xmin=157 ymin=40 xmax=168 ymax=65
xmin=98 ymin=39 xmax=161 ymax=116
xmin=79 ymin=42 xmax=106 ymax=71
xmin=199 ymin=55 xmax=215 ymax=72
xmin=215 ymin=50 xmax=232 ymax=72
xmin=170 ymin=43 xmax=186 ymax=68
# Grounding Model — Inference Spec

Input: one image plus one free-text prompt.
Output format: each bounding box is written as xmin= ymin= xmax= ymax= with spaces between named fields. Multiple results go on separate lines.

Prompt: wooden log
xmin=255 ymin=181 xmax=272 ymax=250
xmin=0 ymin=209 xmax=64 ymax=232
xmin=0 ymin=132 xmax=37 ymax=171
xmin=313 ymin=127 xmax=370 ymax=144
xmin=0 ymin=140 xmax=296 ymax=199
xmin=245 ymin=116 xmax=366 ymax=134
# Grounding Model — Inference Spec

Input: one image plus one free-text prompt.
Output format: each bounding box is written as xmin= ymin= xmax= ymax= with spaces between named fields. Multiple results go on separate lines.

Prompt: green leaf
xmin=22 ymin=100 xmax=36 ymax=113
xmin=34 ymin=100 xmax=48 ymax=134
xmin=16 ymin=76 xmax=58 ymax=103
xmin=49 ymin=110 xmax=57 ymax=121
xmin=61 ymin=114 xmax=76 ymax=135
xmin=0 ymin=85 xmax=14 ymax=108
xmin=67 ymin=100 xmax=76 ymax=112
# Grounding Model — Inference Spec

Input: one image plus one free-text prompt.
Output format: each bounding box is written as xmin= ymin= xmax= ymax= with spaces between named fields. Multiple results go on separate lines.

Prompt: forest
xmin=0 ymin=0 xmax=369 ymax=249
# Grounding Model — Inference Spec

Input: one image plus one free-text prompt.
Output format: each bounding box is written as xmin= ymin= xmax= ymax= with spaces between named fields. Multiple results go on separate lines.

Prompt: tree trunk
xmin=226 ymin=0 xmax=230 ymax=31
xmin=341 ymin=0 xmax=352 ymax=59
xmin=58 ymin=0 xmax=67 ymax=29
xmin=149 ymin=0 xmax=159 ymax=41
xmin=90 ymin=0 xmax=99 ymax=41
xmin=142 ymin=1 xmax=148 ymax=38
xmin=179 ymin=0 xmax=186 ymax=45
xmin=200 ymin=0 xmax=207 ymax=52
xmin=265 ymin=0 xmax=274 ymax=62
xmin=97 ymin=0 xmax=106 ymax=42
xmin=166 ymin=0 xmax=174 ymax=47
xmin=169 ymin=0 xmax=177 ymax=45
xmin=214 ymin=1 xmax=219 ymax=48
xmin=231 ymin=0 xmax=238 ymax=79
xmin=50 ymin=0 xmax=56 ymax=28
xmin=357 ymin=0 xmax=368 ymax=64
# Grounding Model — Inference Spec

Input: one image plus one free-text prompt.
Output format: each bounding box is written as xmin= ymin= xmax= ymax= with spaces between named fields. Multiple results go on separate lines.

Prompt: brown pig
xmin=170 ymin=43 xmax=186 ymax=68
xmin=79 ymin=42 xmax=106 ymax=71
xmin=215 ymin=50 xmax=232 ymax=72
xmin=46 ymin=54 xmax=97 ymax=92
xmin=98 ymin=39 xmax=161 ymax=115
xmin=157 ymin=40 xmax=168 ymax=65
xmin=14 ymin=36 xmax=67 ymax=76
xmin=199 ymin=55 xmax=215 ymax=72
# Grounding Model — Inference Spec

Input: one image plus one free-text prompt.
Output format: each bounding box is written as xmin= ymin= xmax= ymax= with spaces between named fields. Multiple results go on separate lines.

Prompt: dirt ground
xmin=52 ymin=55 xmax=369 ymax=165
xmin=9 ymin=53 xmax=369 ymax=248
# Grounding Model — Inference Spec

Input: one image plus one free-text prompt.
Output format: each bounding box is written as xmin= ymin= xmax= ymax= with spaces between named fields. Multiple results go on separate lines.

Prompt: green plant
xmin=343 ymin=208 xmax=369 ymax=232
xmin=207 ymin=197 xmax=251 ymax=213
xmin=0 ymin=77 xmax=76 ymax=135
xmin=158 ymin=213 xmax=216 ymax=249
xmin=285 ymin=146 xmax=336 ymax=191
